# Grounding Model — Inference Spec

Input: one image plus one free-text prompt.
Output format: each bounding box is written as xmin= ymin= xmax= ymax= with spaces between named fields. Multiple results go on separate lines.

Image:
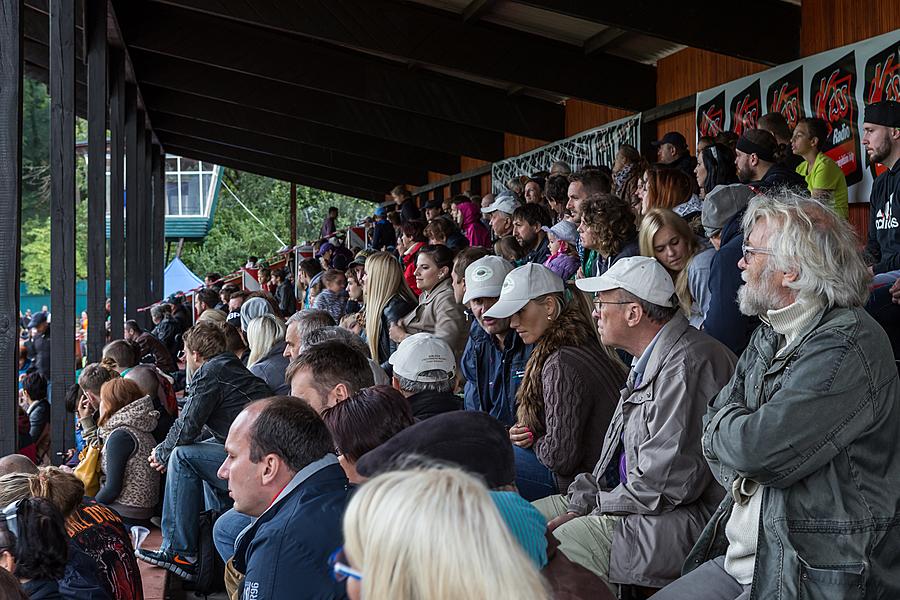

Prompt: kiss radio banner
xmin=695 ymin=28 xmax=900 ymax=204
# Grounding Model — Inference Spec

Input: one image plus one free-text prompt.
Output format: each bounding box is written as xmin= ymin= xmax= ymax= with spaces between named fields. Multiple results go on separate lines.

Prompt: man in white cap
xmin=459 ymin=256 xmax=533 ymax=427
xmin=389 ymin=333 xmax=462 ymax=420
xmin=533 ymin=256 xmax=736 ymax=590
xmin=481 ymin=190 xmax=521 ymax=239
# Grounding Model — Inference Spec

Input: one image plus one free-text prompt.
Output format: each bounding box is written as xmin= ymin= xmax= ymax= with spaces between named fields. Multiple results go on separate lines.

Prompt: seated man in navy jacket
xmin=219 ymin=395 xmax=350 ymax=600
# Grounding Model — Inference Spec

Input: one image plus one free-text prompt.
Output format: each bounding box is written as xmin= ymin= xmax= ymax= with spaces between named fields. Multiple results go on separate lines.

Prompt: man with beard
xmin=655 ymin=193 xmax=900 ymax=600
xmin=862 ymin=100 xmax=900 ymax=281
xmin=566 ymin=170 xmax=611 ymax=222
xmin=734 ymin=129 xmax=806 ymax=193
xmin=460 ymin=256 xmax=532 ymax=427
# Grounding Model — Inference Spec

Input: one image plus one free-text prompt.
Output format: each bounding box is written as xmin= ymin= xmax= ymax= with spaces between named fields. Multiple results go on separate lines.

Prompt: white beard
xmin=737 ymin=267 xmax=783 ymax=317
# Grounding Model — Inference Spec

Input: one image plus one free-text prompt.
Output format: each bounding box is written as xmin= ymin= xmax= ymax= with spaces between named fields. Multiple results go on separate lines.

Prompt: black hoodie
xmin=865 ymin=160 xmax=900 ymax=274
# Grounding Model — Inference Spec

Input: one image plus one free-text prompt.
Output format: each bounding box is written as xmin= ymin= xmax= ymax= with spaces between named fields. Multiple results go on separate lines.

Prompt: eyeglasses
xmin=592 ymin=297 xmax=634 ymax=311
xmin=741 ymin=243 xmax=774 ymax=263
xmin=329 ymin=547 xmax=362 ymax=582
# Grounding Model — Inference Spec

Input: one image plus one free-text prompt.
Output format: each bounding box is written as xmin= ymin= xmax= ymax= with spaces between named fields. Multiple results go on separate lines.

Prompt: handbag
xmin=73 ymin=443 xmax=102 ymax=497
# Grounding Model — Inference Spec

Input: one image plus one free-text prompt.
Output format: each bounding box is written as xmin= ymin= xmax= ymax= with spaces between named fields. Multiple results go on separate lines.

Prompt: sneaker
xmin=135 ymin=548 xmax=197 ymax=582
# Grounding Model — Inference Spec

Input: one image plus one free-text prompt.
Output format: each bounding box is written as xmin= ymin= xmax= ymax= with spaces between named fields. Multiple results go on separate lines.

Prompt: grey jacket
xmin=686 ymin=305 xmax=900 ymax=599
xmin=566 ymin=314 xmax=736 ymax=587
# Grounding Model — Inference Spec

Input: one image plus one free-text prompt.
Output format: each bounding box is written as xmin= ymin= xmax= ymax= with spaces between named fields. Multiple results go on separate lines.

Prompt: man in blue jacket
xmin=460 ymin=256 xmax=532 ymax=427
xmin=219 ymin=395 xmax=350 ymax=600
xmin=701 ymin=184 xmax=759 ymax=355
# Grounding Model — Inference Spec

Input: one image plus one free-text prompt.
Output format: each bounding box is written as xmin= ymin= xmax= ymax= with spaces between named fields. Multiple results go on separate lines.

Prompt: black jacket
xmin=865 ymin=160 xmax=900 ymax=274
xmin=152 ymin=316 xmax=181 ymax=357
xmin=275 ymin=280 xmax=296 ymax=317
xmin=407 ymin=390 xmax=463 ymax=420
xmin=154 ymin=352 xmax=273 ymax=463
xmin=27 ymin=398 xmax=50 ymax=442
xmin=377 ymin=294 xmax=418 ymax=366
xmin=666 ymin=153 xmax=699 ymax=192
xmin=32 ymin=331 xmax=51 ymax=378
xmin=703 ymin=210 xmax=759 ymax=355
xmin=400 ymin=199 xmax=421 ymax=223
xmin=748 ymin=162 xmax=807 ymax=194
xmin=372 ymin=220 xmax=397 ymax=251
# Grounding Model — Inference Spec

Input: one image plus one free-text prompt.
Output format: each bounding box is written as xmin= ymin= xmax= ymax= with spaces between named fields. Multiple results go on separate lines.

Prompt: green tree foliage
xmin=20 ymin=78 xmax=379 ymax=291
xmin=179 ymin=169 xmax=375 ymax=275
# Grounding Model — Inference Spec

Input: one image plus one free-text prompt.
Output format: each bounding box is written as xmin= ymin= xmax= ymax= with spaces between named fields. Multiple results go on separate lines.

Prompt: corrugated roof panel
xmin=482 ymin=2 xmax=606 ymax=46
xmin=606 ymin=34 xmax=686 ymax=65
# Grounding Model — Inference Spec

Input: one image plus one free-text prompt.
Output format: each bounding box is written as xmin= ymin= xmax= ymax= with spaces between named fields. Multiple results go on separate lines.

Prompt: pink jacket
xmin=457 ymin=202 xmax=492 ymax=248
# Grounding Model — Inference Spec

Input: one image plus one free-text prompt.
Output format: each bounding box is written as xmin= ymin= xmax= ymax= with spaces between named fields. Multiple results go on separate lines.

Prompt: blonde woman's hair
xmin=0 ymin=468 xmax=85 ymax=520
xmin=246 ymin=314 xmax=287 ymax=367
xmin=343 ymin=467 xmax=550 ymax=600
xmin=363 ymin=252 xmax=416 ymax=360
xmin=638 ymin=208 xmax=700 ymax=316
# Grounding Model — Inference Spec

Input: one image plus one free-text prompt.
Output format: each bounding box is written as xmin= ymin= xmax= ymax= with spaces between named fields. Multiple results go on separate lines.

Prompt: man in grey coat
xmin=656 ymin=194 xmax=900 ymax=599
xmin=534 ymin=257 xmax=736 ymax=589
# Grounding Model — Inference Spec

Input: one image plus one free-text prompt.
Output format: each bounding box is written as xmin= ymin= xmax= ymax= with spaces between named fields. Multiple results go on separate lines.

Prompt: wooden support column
xmin=141 ymin=123 xmax=152 ymax=327
xmin=50 ymin=0 xmax=76 ymax=462
xmin=290 ymin=182 xmax=297 ymax=248
xmin=0 ymin=0 xmax=24 ymax=456
xmin=469 ymin=176 xmax=482 ymax=196
xmin=85 ymin=0 xmax=107 ymax=363
xmin=108 ymin=49 xmax=125 ymax=340
xmin=125 ymin=83 xmax=139 ymax=322
xmin=151 ymin=144 xmax=165 ymax=300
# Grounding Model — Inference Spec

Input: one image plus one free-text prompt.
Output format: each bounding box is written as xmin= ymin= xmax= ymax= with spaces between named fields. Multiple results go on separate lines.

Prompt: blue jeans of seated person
xmin=513 ymin=445 xmax=558 ymax=502
xmin=161 ymin=440 xmax=232 ymax=557
xmin=213 ymin=508 xmax=254 ymax=562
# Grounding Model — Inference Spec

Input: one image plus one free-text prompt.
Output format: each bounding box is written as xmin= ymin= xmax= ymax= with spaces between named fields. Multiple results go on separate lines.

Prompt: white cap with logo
xmin=483 ymin=263 xmax=565 ymax=319
xmin=388 ymin=333 xmax=456 ymax=382
xmin=462 ymin=256 xmax=514 ymax=305
xmin=575 ymin=256 xmax=676 ymax=307
xmin=481 ymin=190 xmax=521 ymax=215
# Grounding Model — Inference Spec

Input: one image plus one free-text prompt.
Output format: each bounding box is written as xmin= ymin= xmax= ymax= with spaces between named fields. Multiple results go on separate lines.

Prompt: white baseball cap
xmin=483 ymin=263 xmax=565 ymax=319
xmin=575 ymin=256 xmax=676 ymax=307
xmin=481 ymin=190 xmax=521 ymax=215
xmin=389 ymin=333 xmax=456 ymax=382
xmin=542 ymin=220 xmax=579 ymax=244
xmin=462 ymin=256 xmax=514 ymax=305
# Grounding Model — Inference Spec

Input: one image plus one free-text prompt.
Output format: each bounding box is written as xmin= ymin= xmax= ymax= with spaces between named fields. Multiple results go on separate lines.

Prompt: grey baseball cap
xmin=701 ymin=184 xmax=756 ymax=237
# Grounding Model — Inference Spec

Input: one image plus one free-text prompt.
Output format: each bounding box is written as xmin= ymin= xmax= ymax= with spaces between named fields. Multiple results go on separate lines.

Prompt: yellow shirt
xmin=796 ymin=152 xmax=849 ymax=219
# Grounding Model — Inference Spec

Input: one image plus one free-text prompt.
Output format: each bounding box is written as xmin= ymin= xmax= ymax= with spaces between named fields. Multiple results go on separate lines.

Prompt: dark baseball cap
xmin=27 ymin=312 xmax=48 ymax=328
xmin=652 ymin=131 xmax=688 ymax=150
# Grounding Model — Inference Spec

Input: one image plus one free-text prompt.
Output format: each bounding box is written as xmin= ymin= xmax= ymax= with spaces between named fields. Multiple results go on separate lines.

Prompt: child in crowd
xmin=542 ymin=220 xmax=581 ymax=281
xmin=314 ymin=269 xmax=349 ymax=322
xmin=494 ymin=235 xmax=525 ymax=263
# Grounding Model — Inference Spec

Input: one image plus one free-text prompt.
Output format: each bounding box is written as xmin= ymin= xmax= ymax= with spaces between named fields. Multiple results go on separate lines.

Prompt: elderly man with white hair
xmin=656 ymin=194 xmax=900 ymax=600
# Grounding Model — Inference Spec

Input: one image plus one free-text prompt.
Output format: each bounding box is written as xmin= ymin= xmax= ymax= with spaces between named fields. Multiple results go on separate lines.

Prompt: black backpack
xmin=182 ymin=510 xmax=225 ymax=597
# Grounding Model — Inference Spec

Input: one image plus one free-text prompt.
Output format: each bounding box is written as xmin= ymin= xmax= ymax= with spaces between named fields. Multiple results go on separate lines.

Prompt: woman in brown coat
xmin=484 ymin=263 xmax=626 ymax=501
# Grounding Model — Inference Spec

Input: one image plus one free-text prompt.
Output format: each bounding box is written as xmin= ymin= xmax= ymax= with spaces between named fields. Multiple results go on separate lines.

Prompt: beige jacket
xmin=566 ymin=314 xmax=736 ymax=588
xmin=402 ymin=277 xmax=468 ymax=360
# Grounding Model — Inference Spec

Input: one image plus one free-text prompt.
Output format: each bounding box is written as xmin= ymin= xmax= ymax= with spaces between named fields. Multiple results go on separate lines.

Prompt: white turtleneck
xmin=723 ymin=296 xmax=824 ymax=585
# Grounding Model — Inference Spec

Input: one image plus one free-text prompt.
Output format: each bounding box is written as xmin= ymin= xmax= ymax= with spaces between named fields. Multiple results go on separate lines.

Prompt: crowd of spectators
xmin=1 ymin=100 xmax=899 ymax=599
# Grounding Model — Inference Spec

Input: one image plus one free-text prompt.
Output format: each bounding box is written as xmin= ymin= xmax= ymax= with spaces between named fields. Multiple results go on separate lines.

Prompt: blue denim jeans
xmin=513 ymin=445 xmax=558 ymax=502
xmin=160 ymin=440 xmax=232 ymax=557
xmin=212 ymin=508 xmax=253 ymax=562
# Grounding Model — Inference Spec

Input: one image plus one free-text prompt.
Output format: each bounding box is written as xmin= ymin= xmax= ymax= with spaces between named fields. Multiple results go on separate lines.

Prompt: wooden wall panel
xmin=427 ymin=171 xmax=449 ymax=183
xmin=800 ymin=0 xmax=900 ymax=56
xmin=565 ymin=100 xmax=633 ymax=137
xmin=460 ymin=156 xmax=489 ymax=171
xmin=504 ymin=133 xmax=547 ymax=158
xmin=656 ymin=48 xmax=767 ymax=153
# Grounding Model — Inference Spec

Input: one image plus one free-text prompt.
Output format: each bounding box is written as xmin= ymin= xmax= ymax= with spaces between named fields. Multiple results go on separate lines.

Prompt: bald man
xmin=0 ymin=454 xmax=38 ymax=476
